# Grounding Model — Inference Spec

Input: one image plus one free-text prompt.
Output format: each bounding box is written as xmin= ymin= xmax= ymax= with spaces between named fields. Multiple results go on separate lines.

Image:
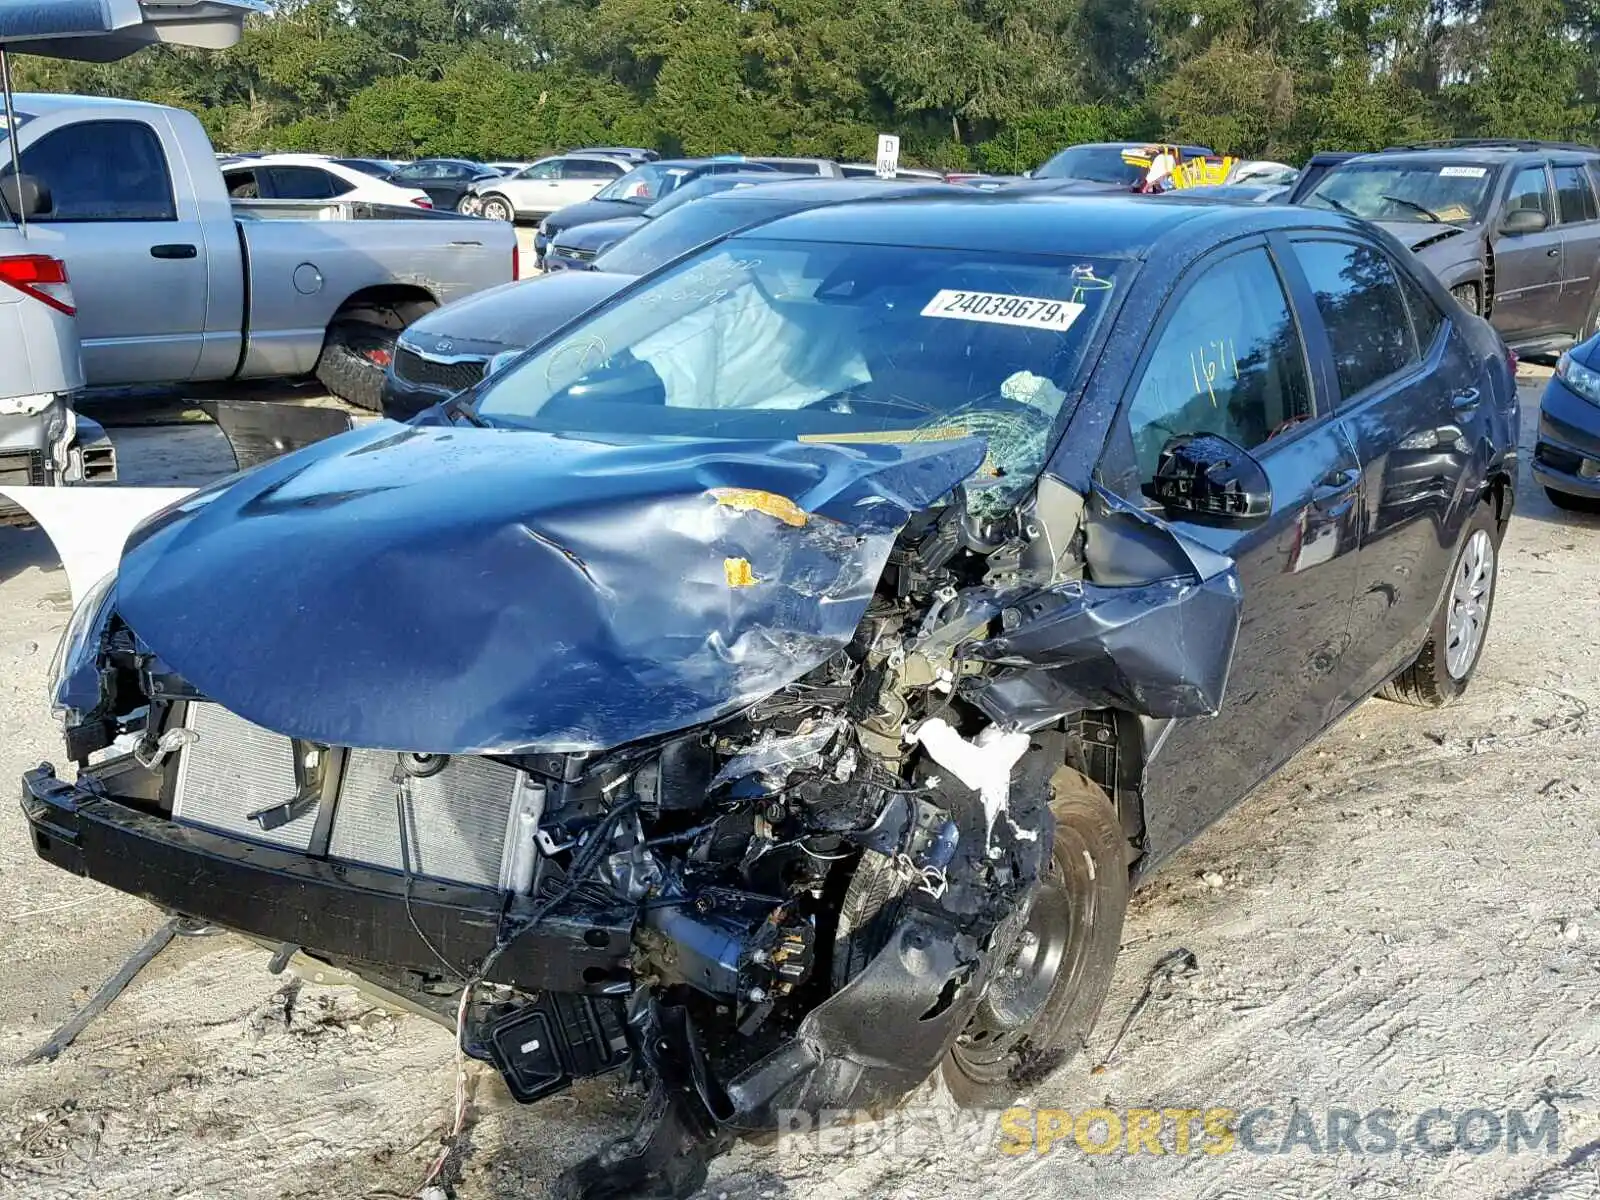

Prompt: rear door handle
xmin=1451 ymin=387 xmax=1482 ymax=413
xmin=1313 ymin=466 xmax=1361 ymax=502
xmin=150 ymin=243 xmax=197 ymax=260
xmin=1547 ymin=247 xmax=1561 ymax=257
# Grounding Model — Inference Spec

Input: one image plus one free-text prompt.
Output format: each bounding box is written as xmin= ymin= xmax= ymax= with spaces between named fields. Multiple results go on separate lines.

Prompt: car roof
xmin=699 ymin=178 xmax=947 ymax=205
xmin=735 ymin=192 xmax=1361 ymax=259
xmin=1055 ymin=141 xmax=1214 ymax=155
xmin=1345 ymin=142 xmax=1600 ymax=164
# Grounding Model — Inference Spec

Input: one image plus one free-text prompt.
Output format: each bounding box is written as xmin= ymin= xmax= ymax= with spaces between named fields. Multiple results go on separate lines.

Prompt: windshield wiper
xmin=1381 ymin=195 xmax=1442 ymax=222
xmin=1315 ymin=193 xmax=1358 ymax=218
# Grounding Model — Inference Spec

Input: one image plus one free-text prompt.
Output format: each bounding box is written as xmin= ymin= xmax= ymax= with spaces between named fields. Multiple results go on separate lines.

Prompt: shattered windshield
xmin=475 ymin=238 xmax=1124 ymax=510
xmin=1303 ymin=161 xmax=1496 ymax=225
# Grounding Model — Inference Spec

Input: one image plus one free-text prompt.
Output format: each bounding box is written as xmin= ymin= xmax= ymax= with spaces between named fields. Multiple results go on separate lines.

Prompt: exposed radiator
xmin=171 ymin=704 xmax=531 ymax=889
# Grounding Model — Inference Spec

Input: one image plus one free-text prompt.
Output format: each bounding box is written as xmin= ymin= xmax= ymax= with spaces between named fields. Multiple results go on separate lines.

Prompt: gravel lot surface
xmin=0 ymin=372 xmax=1595 ymax=1200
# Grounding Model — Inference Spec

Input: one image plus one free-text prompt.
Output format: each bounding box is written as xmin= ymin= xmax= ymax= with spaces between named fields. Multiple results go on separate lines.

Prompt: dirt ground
xmin=0 ymin=373 xmax=1596 ymax=1200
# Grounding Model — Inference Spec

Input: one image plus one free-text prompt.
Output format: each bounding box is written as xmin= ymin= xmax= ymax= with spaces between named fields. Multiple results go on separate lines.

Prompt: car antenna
xmin=0 ymin=47 xmax=25 ymax=237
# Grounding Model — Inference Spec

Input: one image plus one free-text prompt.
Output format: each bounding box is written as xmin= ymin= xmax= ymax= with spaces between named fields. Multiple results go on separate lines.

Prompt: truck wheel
xmin=941 ymin=768 xmax=1128 ymax=1108
xmin=480 ymin=194 xmax=515 ymax=222
xmin=315 ymin=320 xmax=399 ymax=412
xmin=1380 ymin=505 xmax=1499 ymax=707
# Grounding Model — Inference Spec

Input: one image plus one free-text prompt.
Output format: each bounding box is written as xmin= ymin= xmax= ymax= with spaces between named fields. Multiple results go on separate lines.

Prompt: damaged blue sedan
xmin=24 ymin=194 xmax=1518 ymax=1198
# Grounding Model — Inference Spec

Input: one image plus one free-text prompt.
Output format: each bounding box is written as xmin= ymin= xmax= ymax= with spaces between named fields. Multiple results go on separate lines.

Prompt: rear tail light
xmin=0 ymin=254 xmax=75 ymax=316
xmin=411 ymin=196 xmax=432 ymax=209
xmin=512 ymin=241 xmax=521 ymax=280
xmin=1507 ymin=346 xmax=1519 ymax=377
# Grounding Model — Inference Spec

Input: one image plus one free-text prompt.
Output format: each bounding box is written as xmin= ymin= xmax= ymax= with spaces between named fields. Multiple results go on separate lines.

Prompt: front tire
xmin=939 ymin=768 xmax=1128 ymax=1108
xmin=1380 ymin=505 xmax=1500 ymax=707
xmin=1451 ymin=282 xmax=1482 ymax=316
xmin=480 ymin=194 xmax=514 ymax=222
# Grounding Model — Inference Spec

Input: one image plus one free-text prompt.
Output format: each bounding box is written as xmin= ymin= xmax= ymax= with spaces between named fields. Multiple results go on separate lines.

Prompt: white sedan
xmin=219 ymin=155 xmax=434 ymax=208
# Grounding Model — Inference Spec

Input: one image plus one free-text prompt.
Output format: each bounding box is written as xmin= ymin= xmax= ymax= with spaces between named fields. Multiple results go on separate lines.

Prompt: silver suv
xmin=464 ymin=154 xmax=635 ymax=221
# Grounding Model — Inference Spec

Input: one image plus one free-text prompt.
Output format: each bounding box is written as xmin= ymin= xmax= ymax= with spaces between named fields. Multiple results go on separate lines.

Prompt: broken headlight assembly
xmin=48 ymin=567 xmax=116 ymax=725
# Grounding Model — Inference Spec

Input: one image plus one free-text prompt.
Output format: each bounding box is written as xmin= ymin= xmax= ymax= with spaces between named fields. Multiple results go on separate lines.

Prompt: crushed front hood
xmin=114 ymin=422 xmax=984 ymax=754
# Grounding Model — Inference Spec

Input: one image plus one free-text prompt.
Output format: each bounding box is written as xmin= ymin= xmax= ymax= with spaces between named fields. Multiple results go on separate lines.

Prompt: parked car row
xmin=31 ymin=183 xmax=1524 ymax=1200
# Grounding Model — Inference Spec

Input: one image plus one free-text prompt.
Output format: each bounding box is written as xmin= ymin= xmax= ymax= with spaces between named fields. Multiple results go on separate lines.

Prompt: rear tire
xmin=314 ymin=321 xmax=392 ymax=412
xmin=939 ymin=768 xmax=1128 ymax=1108
xmin=1379 ymin=504 xmax=1500 ymax=707
xmin=313 ymin=300 xmax=434 ymax=412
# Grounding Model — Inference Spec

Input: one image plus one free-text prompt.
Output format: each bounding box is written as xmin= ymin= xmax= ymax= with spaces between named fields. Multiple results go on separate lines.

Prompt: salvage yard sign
xmin=876 ymin=133 xmax=900 ymax=179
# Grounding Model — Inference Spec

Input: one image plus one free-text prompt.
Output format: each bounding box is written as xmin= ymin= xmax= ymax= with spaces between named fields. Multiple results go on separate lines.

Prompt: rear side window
xmin=1553 ymin=165 xmax=1598 ymax=224
xmin=16 ymin=119 xmax=176 ymax=221
xmin=1126 ymin=246 xmax=1313 ymax=479
xmin=1397 ymin=266 xmax=1446 ymax=352
xmin=265 ymin=166 xmax=349 ymax=199
xmin=566 ymin=159 xmax=624 ymax=179
xmin=1290 ymin=239 xmax=1416 ymax=399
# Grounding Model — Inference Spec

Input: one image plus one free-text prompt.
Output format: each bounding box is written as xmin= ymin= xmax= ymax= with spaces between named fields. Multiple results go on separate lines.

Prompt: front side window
xmin=224 ymin=168 xmax=261 ymax=199
xmin=1553 ymin=165 xmax=1597 ymax=224
xmin=1505 ymin=166 xmax=1553 ymax=223
xmin=1126 ymin=247 xmax=1312 ymax=480
xmin=477 ymin=239 xmax=1127 ymax=511
xmin=15 ymin=119 xmax=176 ymax=221
xmin=1291 ymin=239 xmax=1417 ymax=400
xmin=520 ymin=161 xmax=560 ymax=180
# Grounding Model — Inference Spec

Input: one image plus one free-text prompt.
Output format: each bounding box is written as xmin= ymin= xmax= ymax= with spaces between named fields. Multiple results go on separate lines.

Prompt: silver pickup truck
xmin=0 ymin=94 xmax=520 ymax=411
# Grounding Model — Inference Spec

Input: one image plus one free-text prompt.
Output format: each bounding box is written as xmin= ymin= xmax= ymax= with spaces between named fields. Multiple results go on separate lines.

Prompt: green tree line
xmin=13 ymin=0 xmax=1600 ymax=172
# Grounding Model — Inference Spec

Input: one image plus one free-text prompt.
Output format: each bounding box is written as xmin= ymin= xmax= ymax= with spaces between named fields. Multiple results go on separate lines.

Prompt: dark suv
xmin=1296 ymin=140 xmax=1600 ymax=355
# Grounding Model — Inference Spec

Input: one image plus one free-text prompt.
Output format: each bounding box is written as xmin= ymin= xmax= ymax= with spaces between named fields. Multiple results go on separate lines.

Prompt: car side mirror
xmin=484 ymin=350 xmax=521 ymax=378
xmin=1144 ymin=433 xmax=1273 ymax=526
xmin=0 ymin=173 xmax=51 ymax=219
xmin=1502 ymin=208 xmax=1548 ymax=235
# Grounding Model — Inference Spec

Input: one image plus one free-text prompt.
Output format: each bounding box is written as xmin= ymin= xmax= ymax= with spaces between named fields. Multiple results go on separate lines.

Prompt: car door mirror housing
xmin=1502 ymin=207 xmax=1549 ymax=235
xmin=1145 ymin=433 xmax=1273 ymax=526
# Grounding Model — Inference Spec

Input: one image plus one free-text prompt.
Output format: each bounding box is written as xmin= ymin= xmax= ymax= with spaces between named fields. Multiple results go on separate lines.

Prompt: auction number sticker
xmin=921 ymin=289 xmax=1085 ymax=332
xmin=1439 ymin=166 xmax=1488 ymax=178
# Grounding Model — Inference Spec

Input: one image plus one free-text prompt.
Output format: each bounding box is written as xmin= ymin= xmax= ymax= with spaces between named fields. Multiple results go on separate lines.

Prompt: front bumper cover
xmin=21 ymin=762 xmax=633 ymax=994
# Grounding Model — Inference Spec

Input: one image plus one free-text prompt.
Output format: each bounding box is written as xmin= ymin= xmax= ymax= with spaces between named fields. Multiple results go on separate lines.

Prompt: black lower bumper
xmin=21 ymin=764 xmax=632 ymax=993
